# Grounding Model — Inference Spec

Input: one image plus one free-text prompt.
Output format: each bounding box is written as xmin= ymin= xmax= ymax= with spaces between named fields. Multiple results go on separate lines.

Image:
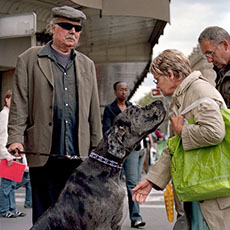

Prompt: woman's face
xmin=153 ymin=72 xmax=180 ymax=96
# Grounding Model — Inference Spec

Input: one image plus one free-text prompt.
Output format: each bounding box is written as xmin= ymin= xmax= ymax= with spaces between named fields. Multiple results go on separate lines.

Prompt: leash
xmin=12 ymin=150 xmax=123 ymax=169
xmin=11 ymin=150 xmax=87 ymax=161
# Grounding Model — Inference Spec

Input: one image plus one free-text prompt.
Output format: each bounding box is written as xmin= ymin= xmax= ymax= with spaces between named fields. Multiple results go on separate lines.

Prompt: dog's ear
xmin=107 ymin=125 xmax=127 ymax=159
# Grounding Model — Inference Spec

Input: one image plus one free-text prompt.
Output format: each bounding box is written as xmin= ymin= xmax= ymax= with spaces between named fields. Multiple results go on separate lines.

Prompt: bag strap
xmin=180 ymin=97 xmax=218 ymax=116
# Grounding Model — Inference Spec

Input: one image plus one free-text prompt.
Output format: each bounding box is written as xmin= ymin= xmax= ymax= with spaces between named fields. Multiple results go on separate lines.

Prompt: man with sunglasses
xmin=198 ymin=26 xmax=230 ymax=107
xmin=7 ymin=5 xmax=102 ymax=223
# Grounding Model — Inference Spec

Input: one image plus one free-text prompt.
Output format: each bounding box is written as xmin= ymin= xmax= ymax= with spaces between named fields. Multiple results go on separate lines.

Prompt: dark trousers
xmin=29 ymin=158 xmax=82 ymax=224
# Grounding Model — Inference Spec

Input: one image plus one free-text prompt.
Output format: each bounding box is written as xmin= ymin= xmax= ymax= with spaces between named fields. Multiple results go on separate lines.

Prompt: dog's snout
xmin=154 ymin=100 xmax=163 ymax=106
xmin=153 ymin=100 xmax=165 ymax=111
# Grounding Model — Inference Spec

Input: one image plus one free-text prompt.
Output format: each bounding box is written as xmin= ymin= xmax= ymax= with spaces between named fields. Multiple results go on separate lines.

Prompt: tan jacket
xmin=147 ymin=71 xmax=230 ymax=230
xmin=7 ymin=45 xmax=102 ymax=167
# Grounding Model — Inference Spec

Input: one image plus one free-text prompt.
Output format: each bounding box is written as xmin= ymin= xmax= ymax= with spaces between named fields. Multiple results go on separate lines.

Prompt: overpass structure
xmin=0 ymin=0 xmax=170 ymax=111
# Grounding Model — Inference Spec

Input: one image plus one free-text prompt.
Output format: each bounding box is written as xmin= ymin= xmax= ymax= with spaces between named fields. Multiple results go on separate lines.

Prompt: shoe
xmin=15 ymin=211 xmax=26 ymax=217
xmin=1 ymin=212 xmax=17 ymax=218
xmin=131 ymin=220 xmax=146 ymax=228
xmin=24 ymin=204 xmax=32 ymax=208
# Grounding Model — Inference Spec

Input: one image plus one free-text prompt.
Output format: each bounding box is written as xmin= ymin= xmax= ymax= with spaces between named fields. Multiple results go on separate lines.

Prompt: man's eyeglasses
xmin=118 ymin=89 xmax=129 ymax=93
xmin=55 ymin=22 xmax=82 ymax=32
xmin=203 ymin=42 xmax=222 ymax=59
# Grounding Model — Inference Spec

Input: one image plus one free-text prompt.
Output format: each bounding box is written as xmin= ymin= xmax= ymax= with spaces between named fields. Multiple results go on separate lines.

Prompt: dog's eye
xmin=119 ymin=126 xmax=125 ymax=132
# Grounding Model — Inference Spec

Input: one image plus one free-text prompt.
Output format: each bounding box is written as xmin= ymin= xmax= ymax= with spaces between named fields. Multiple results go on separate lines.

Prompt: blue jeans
xmin=0 ymin=178 xmax=17 ymax=216
xmin=191 ymin=201 xmax=210 ymax=230
xmin=123 ymin=150 xmax=143 ymax=222
xmin=138 ymin=149 xmax=145 ymax=182
xmin=16 ymin=172 xmax=32 ymax=206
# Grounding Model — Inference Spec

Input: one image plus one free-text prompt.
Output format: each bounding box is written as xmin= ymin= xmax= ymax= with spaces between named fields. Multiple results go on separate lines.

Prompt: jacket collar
xmin=38 ymin=41 xmax=76 ymax=60
xmin=169 ymin=71 xmax=210 ymax=117
xmin=37 ymin=41 xmax=77 ymax=87
xmin=172 ymin=71 xmax=207 ymax=98
xmin=113 ymin=100 xmax=132 ymax=111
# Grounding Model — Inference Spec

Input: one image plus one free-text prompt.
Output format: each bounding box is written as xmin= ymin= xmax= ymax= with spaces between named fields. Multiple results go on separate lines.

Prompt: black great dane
xmin=31 ymin=100 xmax=166 ymax=230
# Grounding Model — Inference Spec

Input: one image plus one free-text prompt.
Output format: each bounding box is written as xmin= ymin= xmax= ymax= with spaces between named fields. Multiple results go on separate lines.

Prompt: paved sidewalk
xmin=0 ymin=186 xmax=175 ymax=230
xmin=0 ymin=187 xmax=32 ymax=230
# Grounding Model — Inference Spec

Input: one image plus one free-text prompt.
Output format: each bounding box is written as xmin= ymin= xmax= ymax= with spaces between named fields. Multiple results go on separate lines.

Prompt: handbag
xmin=168 ymin=98 xmax=230 ymax=201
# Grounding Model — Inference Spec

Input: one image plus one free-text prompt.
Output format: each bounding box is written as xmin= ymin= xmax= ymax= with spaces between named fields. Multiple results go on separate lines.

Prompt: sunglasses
xmin=55 ymin=22 xmax=82 ymax=32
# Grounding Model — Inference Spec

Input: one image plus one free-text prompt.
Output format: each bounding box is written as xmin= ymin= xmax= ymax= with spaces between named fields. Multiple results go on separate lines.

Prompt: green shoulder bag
xmin=168 ymin=98 xmax=230 ymax=201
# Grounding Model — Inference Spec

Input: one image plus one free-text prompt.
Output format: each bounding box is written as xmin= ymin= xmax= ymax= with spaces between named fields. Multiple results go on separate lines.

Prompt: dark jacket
xmin=214 ymin=64 xmax=230 ymax=108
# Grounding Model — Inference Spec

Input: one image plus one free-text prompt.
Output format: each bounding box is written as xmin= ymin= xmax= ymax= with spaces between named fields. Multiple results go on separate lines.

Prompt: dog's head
xmin=105 ymin=100 xmax=166 ymax=159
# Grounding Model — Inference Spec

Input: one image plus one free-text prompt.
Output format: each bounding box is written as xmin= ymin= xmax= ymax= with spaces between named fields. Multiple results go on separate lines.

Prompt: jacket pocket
xmin=216 ymin=197 xmax=230 ymax=210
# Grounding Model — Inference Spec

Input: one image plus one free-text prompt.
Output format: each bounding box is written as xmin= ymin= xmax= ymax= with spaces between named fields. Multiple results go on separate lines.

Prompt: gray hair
xmin=150 ymin=49 xmax=192 ymax=80
xmin=46 ymin=18 xmax=59 ymax=34
xmin=47 ymin=17 xmax=82 ymax=34
xmin=198 ymin=26 xmax=230 ymax=45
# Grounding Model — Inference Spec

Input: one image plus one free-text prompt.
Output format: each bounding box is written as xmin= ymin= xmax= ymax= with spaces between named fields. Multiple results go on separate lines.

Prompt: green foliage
xmin=138 ymin=92 xmax=157 ymax=106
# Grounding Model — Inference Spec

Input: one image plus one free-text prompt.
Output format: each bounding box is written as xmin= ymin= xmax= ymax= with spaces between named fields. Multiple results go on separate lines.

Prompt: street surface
xmin=0 ymin=185 xmax=176 ymax=230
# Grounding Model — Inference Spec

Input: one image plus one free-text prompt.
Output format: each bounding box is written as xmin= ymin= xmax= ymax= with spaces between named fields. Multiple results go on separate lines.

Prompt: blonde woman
xmin=132 ymin=49 xmax=230 ymax=230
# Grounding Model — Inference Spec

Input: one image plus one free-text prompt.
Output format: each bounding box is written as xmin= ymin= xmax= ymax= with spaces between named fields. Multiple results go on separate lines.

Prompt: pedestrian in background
xmin=0 ymin=90 xmax=26 ymax=218
xmin=102 ymin=81 xmax=145 ymax=228
xmin=198 ymin=26 xmax=230 ymax=107
xmin=7 ymin=6 xmax=102 ymax=223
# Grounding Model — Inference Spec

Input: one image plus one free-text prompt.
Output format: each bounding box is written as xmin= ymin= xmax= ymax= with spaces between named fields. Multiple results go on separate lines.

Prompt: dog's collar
xmin=89 ymin=152 xmax=123 ymax=169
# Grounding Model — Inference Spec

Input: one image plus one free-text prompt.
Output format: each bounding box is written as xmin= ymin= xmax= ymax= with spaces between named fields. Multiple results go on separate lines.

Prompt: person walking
xmin=102 ymin=81 xmax=145 ymax=228
xmin=7 ymin=6 xmax=102 ymax=223
xmin=132 ymin=49 xmax=230 ymax=230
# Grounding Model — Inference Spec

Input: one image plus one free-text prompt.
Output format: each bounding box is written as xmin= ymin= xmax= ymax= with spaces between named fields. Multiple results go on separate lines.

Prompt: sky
xmin=130 ymin=0 xmax=230 ymax=103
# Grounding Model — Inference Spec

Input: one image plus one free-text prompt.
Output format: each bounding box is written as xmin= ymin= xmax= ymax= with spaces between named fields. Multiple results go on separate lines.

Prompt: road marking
xmin=16 ymin=198 xmax=25 ymax=203
xmin=141 ymin=204 xmax=165 ymax=208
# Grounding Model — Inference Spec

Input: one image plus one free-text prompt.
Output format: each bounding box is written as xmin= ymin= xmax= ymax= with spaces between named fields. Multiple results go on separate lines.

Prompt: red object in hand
xmin=155 ymin=129 xmax=163 ymax=139
xmin=0 ymin=159 xmax=26 ymax=182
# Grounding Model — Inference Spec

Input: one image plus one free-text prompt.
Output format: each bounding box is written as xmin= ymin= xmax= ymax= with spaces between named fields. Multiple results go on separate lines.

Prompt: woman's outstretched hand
xmin=132 ymin=179 xmax=153 ymax=204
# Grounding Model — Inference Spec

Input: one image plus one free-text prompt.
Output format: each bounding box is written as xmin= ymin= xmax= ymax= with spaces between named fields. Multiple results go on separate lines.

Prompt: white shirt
xmin=0 ymin=106 xmax=11 ymax=159
xmin=0 ymin=106 xmax=28 ymax=169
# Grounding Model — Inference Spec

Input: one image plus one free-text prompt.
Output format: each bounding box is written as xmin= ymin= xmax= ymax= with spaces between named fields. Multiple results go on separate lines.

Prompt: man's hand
xmin=170 ymin=115 xmax=184 ymax=136
xmin=6 ymin=155 xmax=14 ymax=166
xmin=132 ymin=179 xmax=153 ymax=204
xmin=8 ymin=143 xmax=24 ymax=157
